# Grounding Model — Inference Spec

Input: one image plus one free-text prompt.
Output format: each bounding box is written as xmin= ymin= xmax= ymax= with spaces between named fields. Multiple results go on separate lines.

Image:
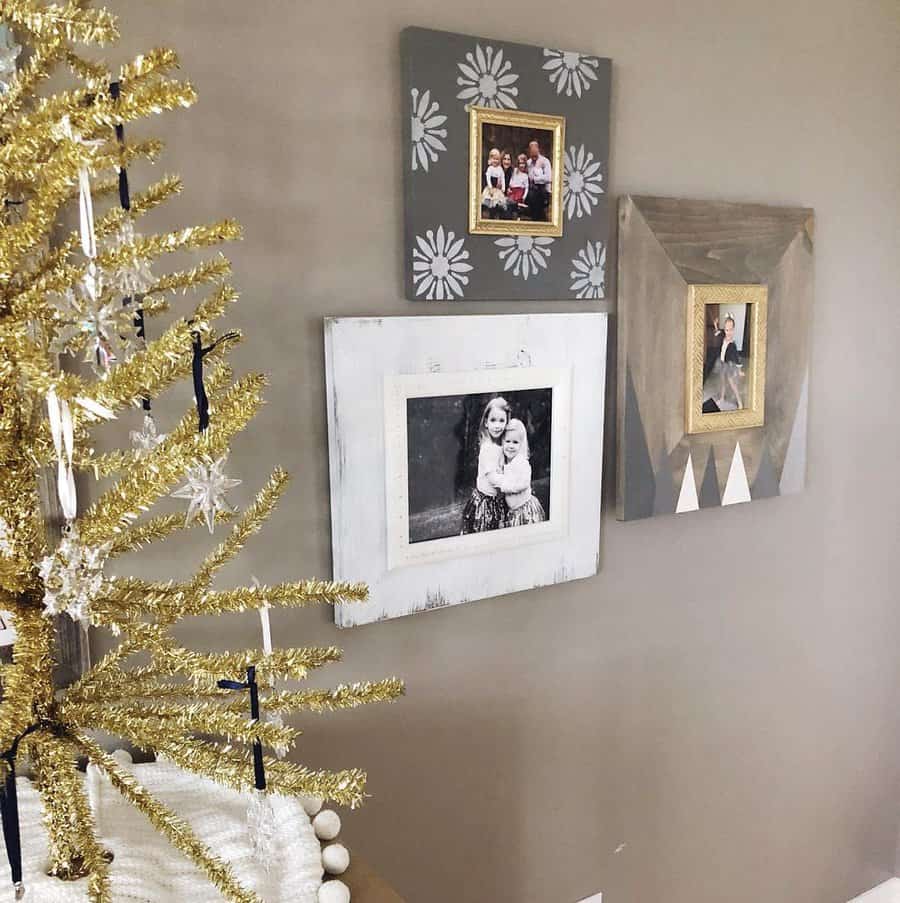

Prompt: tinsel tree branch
xmin=0 ymin=3 xmax=403 ymax=894
xmin=31 ymin=734 xmax=111 ymax=896
xmin=190 ymin=468 xmax=290 ymax=590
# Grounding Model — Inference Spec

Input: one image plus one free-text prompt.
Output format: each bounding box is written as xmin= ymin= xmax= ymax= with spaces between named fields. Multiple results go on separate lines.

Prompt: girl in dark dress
xmin=461 ymin=396 xmax=509 ymax=533
xmin=501 ymin=151 xmax=515 ymax=197
xmin=710 ymin=315 xmax=743 ymax=408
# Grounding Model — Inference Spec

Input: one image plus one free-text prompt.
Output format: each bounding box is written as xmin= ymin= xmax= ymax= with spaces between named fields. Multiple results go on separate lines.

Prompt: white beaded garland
xmin=301 ymin=794 xmax=324 ymax=817
xmin=317 ymin=880 xmax=350 ymax=903
xmin=312 ymin=809 xmax=341 ymax=841
xmin=321 ymin=842 xmax=350 ymax=875
xmin=111 ymin=748 xmax=134 ymax=766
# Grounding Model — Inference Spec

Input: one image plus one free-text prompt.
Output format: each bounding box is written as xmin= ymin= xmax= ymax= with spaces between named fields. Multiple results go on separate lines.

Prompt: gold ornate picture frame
xmin=685 ymin=284 xmax=768 ymax=434
xmin=468 ymin=106 xmax=565 ymax=237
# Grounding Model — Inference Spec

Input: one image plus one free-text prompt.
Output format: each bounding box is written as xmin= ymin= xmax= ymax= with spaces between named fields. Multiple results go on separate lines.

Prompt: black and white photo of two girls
xmin=406 ymin=389 xmax=552 ymax=545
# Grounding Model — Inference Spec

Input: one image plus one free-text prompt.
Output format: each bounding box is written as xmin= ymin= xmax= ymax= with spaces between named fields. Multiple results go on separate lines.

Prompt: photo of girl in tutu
xmin=479 ymin=123 xmax=554 ymax=223
xmin=702 ymin=304 xmax=753 ymax=413
xmin=406 ymin=390 xmax=552 ymax=544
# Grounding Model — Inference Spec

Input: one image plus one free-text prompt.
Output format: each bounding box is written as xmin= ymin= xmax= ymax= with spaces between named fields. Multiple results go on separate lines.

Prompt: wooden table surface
xmin=340 ymin=856 xmax=406 ymax=903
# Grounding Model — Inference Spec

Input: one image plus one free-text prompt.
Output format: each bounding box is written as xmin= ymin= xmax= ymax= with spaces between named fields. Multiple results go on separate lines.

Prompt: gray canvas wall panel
xmin=402 ymin=26 xmax=611 ymax=300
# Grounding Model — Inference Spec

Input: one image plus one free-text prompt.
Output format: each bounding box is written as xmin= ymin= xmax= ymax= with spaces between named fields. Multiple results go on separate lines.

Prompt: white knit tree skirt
xmin=4 ymin=756 xmax=323 ymax=902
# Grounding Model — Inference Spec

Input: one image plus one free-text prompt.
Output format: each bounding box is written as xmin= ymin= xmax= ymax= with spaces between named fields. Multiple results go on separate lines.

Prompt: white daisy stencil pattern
xmin=412 ymin=226 xmax=473 ymax=300
xmin=456 ymin=44 xmax=519 ymax=109
xmin=542 ymin=49 xmax=601 ymax=98
xmin=410 ymin=88 xmax=448 ymax=173
xmin=570 ymin=241 xmax=606 ymax=299
xmin=495 ymin=236 xmax=554 ymax=281
xmin=563 ymin=144 xmax=604 ymax=220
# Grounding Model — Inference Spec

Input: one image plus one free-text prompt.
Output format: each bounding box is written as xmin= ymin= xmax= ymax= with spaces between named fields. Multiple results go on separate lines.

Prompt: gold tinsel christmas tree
xmin=0 ymin=2 xmax=403 ymax=900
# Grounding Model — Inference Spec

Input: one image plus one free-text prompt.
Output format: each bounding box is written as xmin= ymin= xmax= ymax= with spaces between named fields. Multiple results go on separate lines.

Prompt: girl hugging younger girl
xmin=491 ymin=419 xmax=546 ymax=527
xmin=461 ymin=396 xmax=509 ymax=534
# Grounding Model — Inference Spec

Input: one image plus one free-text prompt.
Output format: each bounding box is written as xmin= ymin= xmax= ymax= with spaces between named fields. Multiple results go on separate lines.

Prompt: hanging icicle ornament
xmin=53 ymin=115 xmax=105 ymax=259
xmin=0 ymin=28 xmax=20 ymax=91
xmin=46 ymin=389 xmax=77 ymax=523
xmin=246 ymin=789 xmax=277 ymax=870
xmin=252 ymin=576 xmax=289 ymax=758
xmin=130 ymin=413 xmax=166 ymax=456
xmin=171 ymin=455 xmax=241 ymax=533
xmin=38 ymin=527 xmax=111 ymax=624
xmin=106 ymin=217 xmax=155 ymax=298
xmin=217 ymin=667 xmax=277 ymax=871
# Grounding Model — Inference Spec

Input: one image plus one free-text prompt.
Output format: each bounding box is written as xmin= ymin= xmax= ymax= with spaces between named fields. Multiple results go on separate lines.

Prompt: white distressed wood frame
xmin=384 ymin=366 xmax=571 ymax=569
xmin=324 ymin=314 xmax=608 ymax=627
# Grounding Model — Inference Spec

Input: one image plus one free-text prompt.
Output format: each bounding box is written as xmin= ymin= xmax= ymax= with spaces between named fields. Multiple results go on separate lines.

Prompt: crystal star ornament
xmin=107 ymin=218 xmax=155 ymax=297
xmin=38 ymin=528 xmax=112 ymax=624
xmin=130 ymin=414 xmax=166 ymax=456
xmin=171 ymin=455 xmax=241 ymax=533
xmin=0 ymin=516 xmax=11 ymax=556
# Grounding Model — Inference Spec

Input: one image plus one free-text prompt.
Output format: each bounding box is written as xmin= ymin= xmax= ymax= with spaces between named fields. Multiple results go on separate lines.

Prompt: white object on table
xmin=321 ymin=842 xmax=350 ymax=876
xmin=313 ymin=809 xmax=342 ymax=841
xmin=318 ymin=880 xmax=351 ymax=903
xmin=302 ymin=794 xmax=324 ymax=817
xmin=8 ymin=757 xmax=323 ymax=902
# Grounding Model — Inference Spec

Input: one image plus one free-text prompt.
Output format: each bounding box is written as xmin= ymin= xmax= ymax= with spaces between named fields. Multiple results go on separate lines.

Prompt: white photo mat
xmin=384 ymin=366 xmax=571 ymax=569
xmin=324 ymin=314 xmax=608 ymax=627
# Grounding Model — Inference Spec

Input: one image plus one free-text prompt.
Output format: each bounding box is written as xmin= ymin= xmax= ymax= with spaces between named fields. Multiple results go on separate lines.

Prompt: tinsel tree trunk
xmin=0 ymin=3 xmax=403 ymax=901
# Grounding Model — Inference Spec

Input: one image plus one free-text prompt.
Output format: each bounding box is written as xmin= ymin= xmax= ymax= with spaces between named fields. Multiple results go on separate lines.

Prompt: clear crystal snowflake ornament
xmin=107 ymin=218 xmax=155 ymax=297
xmin=38 ymin=527 xmax=112 ymax=624
xmin=51 ymin=271 xmax=137 ymax=375
xmin=170 ymin=455 xmax=241 ymax=533
xmin=130 ymin=414 xmax=166 ymax=456
xmin=246 ymin=788 xmax=277 ymax=871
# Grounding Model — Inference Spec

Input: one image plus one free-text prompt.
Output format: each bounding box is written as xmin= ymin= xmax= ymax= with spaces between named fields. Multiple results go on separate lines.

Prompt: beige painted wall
xmin=97 ymin=2 xmax=900 ymax=901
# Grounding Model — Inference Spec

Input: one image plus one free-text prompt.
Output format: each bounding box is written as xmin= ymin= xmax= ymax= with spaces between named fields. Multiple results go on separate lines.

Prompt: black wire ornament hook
xmin=0 ymin=722 xmax=46 ymax=900
xmin=217 ymin=666 xmax=267 ymax=791
xmin=0 ymin=757 xmax=24 ymax=900
xmin=191 ymin=330 xmax=240 ymax=434
xmin=108 ymin=81 xmax=131 ymax=213
xmin=110 ymin=79 xmax=153 ymax=414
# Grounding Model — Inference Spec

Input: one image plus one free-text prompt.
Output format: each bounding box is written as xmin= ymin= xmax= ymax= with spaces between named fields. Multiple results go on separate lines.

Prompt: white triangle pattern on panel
xmin=722 ymin=442 xmax=752 ymax=506
xmin=675 ymin=451 xmax=699 ymax=513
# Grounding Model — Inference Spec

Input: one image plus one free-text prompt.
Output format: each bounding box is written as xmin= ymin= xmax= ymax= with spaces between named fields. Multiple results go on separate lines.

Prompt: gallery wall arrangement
xmin=325 ymin=314 xmax=608 ymax=627
xmin=616 ymin=195 xmax=816 ymax=521
xmin=402 ymin=26 xmax=611 ymax=301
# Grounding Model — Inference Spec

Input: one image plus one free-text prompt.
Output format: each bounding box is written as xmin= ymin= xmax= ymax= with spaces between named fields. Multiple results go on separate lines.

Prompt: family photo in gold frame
xmin=468 ymin=106 xmax=565 ymax=237
xmin=685 ymin=284 xmax=768 ymax=434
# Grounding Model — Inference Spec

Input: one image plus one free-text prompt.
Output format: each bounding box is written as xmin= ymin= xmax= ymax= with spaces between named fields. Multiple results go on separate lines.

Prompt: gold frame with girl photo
xmin=685 ymin=283 xmax=768 ymax=435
